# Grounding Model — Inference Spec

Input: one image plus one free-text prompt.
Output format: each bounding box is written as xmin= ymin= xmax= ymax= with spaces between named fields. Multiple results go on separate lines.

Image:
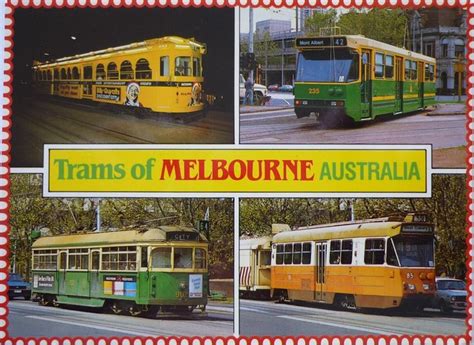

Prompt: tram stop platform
xmin=427 ymin=103 xmax=466 ymax=116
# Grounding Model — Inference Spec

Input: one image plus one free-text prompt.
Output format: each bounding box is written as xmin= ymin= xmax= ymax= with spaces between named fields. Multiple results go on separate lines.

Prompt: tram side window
xmin=83 ymin=66 xmax=93 ymax=80
xmin=175 ymin=57 xmax=191 ymax=76
xmin=151 ymin=247 xmax=171 ymax=268
xmin=193 ymin=57 xmax=201 ymax=77
xmin=59 ymin=252 xmax=67 ymax=270
xmin=61 ymin=68 xmax=67 ymax=80
xmin=330 ymin=240 xmax=341 ymax=264
xmin=174 ymin=248 xmax=193 ymax=268
xmin=364 ymin=239 xmax=385 ymax=265
xmin=136 ymin=59 xmax=152 ymax=79
xmin=67 ymin=68 xmax=72 ymax=80
xmin=141 ymin=247 xmax=148 ymax=268
xmin=386 ymin=239 xmax=399 ymax=266
xmin=341 ymin=240 xmax=353 ymax=264
xmin=427 ymin=64 xmax=434 ymax=81
xmin=375 ymin=53 xmax=384 ymax=78
xmin=102 ymin=246 xmax=137 ymax=270
xmin=72 ymin=67 xmax=80 ymax=80
xmin=284 ymin=244 xmax=292 ymax=264
xmin=293 ymin=243 xmax=302 ymax=264
xmin=33 ymin=250 xmax=58 ymax=270
xmin=411 ymin=61 xmax=418 ymax=81
xmin=96 ymin=64 xmax=106 ymax=80
xmin=91 ymin=251 xmax=100 ymax=270
xmin=68 ymin=248 xmax=89 ymax=270
xmin=120 ymin=60 xmax=134 ymax=80
xmin=47 ymin=70 xmax=52 ymax=81
xmin=260 ymin=250 xmax=271 ymax=266
xmin=405 ymin=60 xmax=411 ymax=80
xmin=54 ymin=69 xmax=59 ymax=80
xmin=195 ymin=248 xmax=206 ymax=269
xmin=42 ymin=71 xmax=47 ymax=81
xmin=276 ymin=244 xmax=284 ymax=264
xmin=160 ymin=56 xmax=169 ymax=77
xmin=107 ymin=62 xmax=119 ymax=80
xmin=385 ymin=55 xmax=394 ymax=79
xmin=302 ymin=242 xmax=311 ymax=264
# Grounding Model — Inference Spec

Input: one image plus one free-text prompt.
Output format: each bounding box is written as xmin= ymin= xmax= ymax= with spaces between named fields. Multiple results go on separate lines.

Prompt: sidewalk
xmin=426 ymin=103 xmax=466 ymax=116
xmin=240 ymin=105 xmax=292 ymax=114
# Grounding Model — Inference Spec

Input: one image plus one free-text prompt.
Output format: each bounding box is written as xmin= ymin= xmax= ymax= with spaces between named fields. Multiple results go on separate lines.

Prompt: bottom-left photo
xmin=7 ymin=174 xmax=234 ymax=338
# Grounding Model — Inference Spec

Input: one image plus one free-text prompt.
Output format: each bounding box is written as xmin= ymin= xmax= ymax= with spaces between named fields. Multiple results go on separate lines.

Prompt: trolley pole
xmin=96 ymin=199 xmax=101 ymax=232
xmin=249 ymin=8 xmax=254 ymax=81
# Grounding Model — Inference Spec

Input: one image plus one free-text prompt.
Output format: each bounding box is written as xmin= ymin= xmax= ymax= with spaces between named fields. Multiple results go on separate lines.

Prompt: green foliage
xmin=305 ymin=9 xmax=408 ymax=47
xmin=241 ymin=175 xmax=467 ymax=279
xmin=9 ymin=175 xmax=234 ymax=279
xmin=240 ymin=30 xmax=279 ymax=69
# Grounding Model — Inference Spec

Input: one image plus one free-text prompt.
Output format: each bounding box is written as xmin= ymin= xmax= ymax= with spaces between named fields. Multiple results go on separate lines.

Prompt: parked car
xmin=239 ymin=74 xmax=270 ymax=105
xmin=432 ymin=277 xmax=467 ymax=313
xmin=278 ymin=85 xmax=294 ymax=92
xmin=8 ymin=273 xmax=31 ymax=300
xmin=267 ymin=84 xmax=279 ymax=92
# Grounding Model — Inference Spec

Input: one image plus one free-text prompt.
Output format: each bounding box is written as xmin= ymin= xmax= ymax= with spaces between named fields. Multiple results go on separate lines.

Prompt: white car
xmin=240 ymin=74 xmax=269 ymax=105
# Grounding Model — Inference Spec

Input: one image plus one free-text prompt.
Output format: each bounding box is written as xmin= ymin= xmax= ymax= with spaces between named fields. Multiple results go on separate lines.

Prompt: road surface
xmin=240 ymin=107 xmax=466 ymax=168
xmin=8 ymin=299 xmax=233 ymax=337
xmin=11 ymin=97 xmax=234 ymax=167
xmin=240 ymin=299 xmax=467 ymax=336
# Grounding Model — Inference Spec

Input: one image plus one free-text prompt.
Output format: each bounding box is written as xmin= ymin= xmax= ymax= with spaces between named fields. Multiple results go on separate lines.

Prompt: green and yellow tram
xmin=294 ymin=35 xmax=436 ymax=127
xmin=32 ymin=36 xmax=207 ymax=120
xmin=31 ymin=226 xmax=208 ymax=316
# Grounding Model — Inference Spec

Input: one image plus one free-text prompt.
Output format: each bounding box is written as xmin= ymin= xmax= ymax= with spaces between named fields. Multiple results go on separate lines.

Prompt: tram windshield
xmin=296 ymin=48 xmax=359 ymax=83
xmin=392 ymin=236 xmax=434 ymax=267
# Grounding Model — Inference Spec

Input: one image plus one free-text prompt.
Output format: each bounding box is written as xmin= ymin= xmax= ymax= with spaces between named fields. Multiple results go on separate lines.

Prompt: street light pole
xmin=249 ymin=8 xmax=254 ymax=81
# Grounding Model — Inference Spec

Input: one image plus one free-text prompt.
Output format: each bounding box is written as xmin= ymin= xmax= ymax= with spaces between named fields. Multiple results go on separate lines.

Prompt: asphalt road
xmin=10 ymin=97 xmax=234 ymax=168
xmin=8 ymin=299 xmax=233 ymax=338
xmin=239 ymin=299 xmax=467 ymax=337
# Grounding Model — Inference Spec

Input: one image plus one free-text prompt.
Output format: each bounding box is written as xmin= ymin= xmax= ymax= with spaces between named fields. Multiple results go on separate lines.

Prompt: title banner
xmin=44 ymin=145 xmax=430 ymax=197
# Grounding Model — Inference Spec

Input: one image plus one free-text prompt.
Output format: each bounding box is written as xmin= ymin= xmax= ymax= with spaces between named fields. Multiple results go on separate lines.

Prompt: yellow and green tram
xmin=270 ymin=213 xmax=436 ymax=311
xmin=31 ymin=226 xmax=208 ymax=317
xmin=32 ymin=36 xmax=207 ymax=120
xmin=294 ymin=35 xmax=436 ymax=127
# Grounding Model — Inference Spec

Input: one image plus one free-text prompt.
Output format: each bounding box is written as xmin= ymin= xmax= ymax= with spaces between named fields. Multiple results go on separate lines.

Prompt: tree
xmin=304 ymin=9 xmax=338 ymax=36
xmin=240 ymin=30 xmax=278 ymax=84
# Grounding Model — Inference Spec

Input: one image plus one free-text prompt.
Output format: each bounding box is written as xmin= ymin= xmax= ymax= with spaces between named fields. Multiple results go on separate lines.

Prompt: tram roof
xmin=33 ymin=36 xmax=206 ymax=69
xmin=240 ymin=236 xmax=272 ymax=250
xmin=272 ymin=219 xmax=405 ymax=243
xmin=298 ymin=35 xmax=436 ymax=64
xmin=32 ymin=226 xmax=207 ymax=249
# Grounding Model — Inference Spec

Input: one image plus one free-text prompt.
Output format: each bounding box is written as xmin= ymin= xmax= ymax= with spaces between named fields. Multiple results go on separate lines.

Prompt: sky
xmin=239 ymin=8 xmax=297 ymax=34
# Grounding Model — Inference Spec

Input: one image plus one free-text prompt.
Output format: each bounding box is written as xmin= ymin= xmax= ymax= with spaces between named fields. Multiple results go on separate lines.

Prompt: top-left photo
xmin=10 ymin=7 xmax=235 ymax=167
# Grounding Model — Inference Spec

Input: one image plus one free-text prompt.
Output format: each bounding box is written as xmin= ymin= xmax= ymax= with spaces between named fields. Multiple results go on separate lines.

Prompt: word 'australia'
xmin=320 ymin=161 xmax=421 ymax=180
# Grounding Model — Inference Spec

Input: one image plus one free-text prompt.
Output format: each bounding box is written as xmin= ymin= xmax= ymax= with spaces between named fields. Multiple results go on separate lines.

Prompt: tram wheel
xmin=110 ymin=301 xmax=124 ymax=315
xmin=128 ymin=304 xmax=143 ymax=317
xmin=38 ymin=295 xmax=52 ymax=307
xmin=336 ymin=294 xmax=357 ymax=311
xmin=52 ymin=297 xmax=59 ymax=307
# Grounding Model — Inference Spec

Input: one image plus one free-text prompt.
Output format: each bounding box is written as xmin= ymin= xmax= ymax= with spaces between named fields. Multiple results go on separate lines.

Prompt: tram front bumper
xmin=294 ymin=99 xmax=345 ymax=118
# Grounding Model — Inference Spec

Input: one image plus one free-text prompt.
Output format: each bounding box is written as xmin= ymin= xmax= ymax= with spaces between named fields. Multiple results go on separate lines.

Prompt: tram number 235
xmin=308 ymin=88 xmax=320 ymax=95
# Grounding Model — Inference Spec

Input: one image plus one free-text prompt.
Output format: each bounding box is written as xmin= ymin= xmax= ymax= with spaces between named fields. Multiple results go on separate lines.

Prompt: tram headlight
xmin=407 ymin=284 xmax=416 ymax=291
xmin=423 ymin=284 xmax=430 ymax=291
xmin=179 ymin=282 xmax=186 ymax=290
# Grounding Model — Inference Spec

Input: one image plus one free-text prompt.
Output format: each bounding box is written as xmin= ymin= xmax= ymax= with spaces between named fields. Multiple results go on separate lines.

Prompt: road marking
xmin=241 ymin=113 xmax=295 ymax=122
xmin=240 ymin=108 xmax=292 ymax=117
xmin=277 ymin=315 xmax=405 ymax=336
xmin=239 ymin=306 xmax=272 ymax=314
xmin=25 ymin=315 xmax=164 ymax=337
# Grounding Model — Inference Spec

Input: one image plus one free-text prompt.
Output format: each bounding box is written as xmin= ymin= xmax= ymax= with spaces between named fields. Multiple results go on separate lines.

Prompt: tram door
xmin=314 ymin=243 xmax=327 ymax=302
xmin=394 ymin=57 xmax=403 ymax=113
xmin=418 ymin=62 xmax=424 ymax=108
xmin=58 ymin=251 xmax=67 ymax=295
xmin=360 ymin=50 xmax=372 ymax=119
xmin=89 ymin=250 xmax=101 ymax=297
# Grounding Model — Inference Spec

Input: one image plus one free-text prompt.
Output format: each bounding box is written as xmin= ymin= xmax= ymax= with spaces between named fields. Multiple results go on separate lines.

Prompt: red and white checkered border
xmin=2 ymin=0 xmax=474 ymax=343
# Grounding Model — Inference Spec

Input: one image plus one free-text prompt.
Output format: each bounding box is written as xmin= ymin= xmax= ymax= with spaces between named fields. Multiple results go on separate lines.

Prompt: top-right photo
xmin=239 ymin=8 xmax=467 ymax=169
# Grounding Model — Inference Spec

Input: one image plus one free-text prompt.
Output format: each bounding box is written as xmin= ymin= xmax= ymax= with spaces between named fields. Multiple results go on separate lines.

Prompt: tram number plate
xmin=14 ymin=290 xmax=22 ymax=293
xmin=176 ymin=291 xmax=188 ymax=298
xmin=308 ymin=88 xmax=320 ymax=95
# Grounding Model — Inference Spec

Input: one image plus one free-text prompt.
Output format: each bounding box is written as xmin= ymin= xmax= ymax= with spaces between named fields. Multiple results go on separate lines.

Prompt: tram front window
xmin=296 ymin=48 xmax=359 ymax=83
xmin=174 ymin=248 xmax=193 ymax=268
xmin=151 ymin=248 xmax=171 ymax=268
xmin=175 ymin=57 xmax=191 ymax=76
xmin=393 ymin=236 xmax=434 ymax=267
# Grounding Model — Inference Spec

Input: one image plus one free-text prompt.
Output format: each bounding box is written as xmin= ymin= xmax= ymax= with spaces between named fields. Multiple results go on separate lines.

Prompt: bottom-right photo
xmin=239 ymin=174 xmax=467 ymax=337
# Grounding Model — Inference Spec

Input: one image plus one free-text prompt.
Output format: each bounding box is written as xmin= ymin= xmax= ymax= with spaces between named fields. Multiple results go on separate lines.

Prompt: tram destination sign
xmin=166 ymin=231 xmax=200 ymax=241
xmin=296 ymin=37 xmax=347 ymax=48
xmin=402 ymin=224 xmax=433 ymax=234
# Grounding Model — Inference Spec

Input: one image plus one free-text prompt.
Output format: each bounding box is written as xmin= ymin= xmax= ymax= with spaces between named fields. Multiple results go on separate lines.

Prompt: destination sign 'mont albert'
xmin=296 ymin=37 xmax=347 ymax=48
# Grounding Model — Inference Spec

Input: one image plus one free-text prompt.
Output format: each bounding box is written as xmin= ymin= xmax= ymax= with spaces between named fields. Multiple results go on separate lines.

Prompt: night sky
xmin=12 ymin=8 xmax=234 ymax=104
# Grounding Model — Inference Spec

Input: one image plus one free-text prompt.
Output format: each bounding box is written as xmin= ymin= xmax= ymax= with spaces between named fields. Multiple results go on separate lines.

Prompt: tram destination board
xmin=166 ymin=231 xmax=200 ymax=241
xmin=296 ymin=37 xmax=347 ymax=48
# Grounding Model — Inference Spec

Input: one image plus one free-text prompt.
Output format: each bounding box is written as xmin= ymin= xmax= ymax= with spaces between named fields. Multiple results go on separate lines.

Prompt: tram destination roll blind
xmin=296 ymin=37 xmax=347 ymax=48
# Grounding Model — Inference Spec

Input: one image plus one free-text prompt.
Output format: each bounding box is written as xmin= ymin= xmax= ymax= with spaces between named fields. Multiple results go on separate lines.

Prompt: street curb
xmin=426 ymin=111 xmax=465 ymax=116
xmin=240 ymin=106 xmax=293 ymax=114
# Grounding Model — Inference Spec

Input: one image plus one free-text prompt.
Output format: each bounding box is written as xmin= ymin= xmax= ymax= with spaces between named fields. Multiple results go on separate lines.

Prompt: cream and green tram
xmin=270 ymin=213 xmax=436 ymax=311
xmin=31 ymin=226 xmax=208 ymax=317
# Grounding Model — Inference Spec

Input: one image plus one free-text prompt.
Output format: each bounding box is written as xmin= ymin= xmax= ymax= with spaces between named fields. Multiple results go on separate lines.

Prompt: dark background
xmin=12 ymin=8 xmax=234 ymax=108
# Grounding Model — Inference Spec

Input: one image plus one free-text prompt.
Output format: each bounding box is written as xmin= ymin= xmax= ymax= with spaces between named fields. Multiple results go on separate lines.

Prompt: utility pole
xmin=96 ymin=199 xmax=101 ymax=232
xmin=249 ymin=8 xmax=254 ymax=81
xmin=295 ymin=8 xmax=299 ymax=33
